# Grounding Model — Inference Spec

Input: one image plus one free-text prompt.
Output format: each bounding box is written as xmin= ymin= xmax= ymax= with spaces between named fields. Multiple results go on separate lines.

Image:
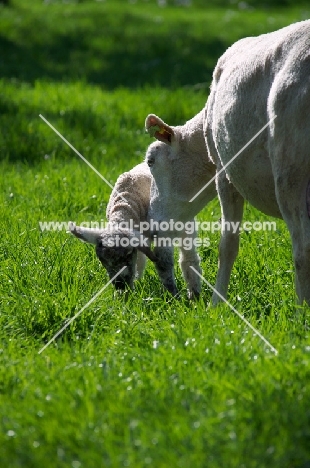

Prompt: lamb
xmin=69 ymin=162 xmax=157 ymax=290
xmin=205 ymin=19 xmax=310 ymax=305
xmin=69 ymin=157 xmax=208 ymax=296
xmin=144 ymin=112 xmax=217 ymax=298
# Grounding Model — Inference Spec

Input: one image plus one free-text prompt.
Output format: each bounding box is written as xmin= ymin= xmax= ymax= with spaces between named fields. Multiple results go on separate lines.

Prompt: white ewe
xmin=145 ymin=20 xmax=310 ymax=306
xmin=205 ymin=19 xmax=310 ymax=305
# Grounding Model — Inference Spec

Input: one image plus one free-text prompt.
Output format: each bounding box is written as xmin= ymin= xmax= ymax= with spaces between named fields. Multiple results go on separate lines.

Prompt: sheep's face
xmin=145 ymin=141 xmax=172 ymax=174
xmin=95 ymin=231 xmax=138 ymax=290
xmin=69 ymin=222 xmax=157 ymax=291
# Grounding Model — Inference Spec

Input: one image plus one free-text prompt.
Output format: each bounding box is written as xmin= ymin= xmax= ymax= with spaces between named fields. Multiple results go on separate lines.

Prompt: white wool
xmin=205 ymin=19 xmax=310 ymax=305
xmin=107 ymin=162 xmax=151 ymax=226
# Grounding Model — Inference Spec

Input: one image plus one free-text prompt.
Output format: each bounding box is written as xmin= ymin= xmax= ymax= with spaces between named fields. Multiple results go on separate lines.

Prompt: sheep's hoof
xmin=211 ymin=293 xmax=225 ymax=307
xmin=113 ymin=289 xmax=130 ymax=302
xmin=187 ymin=290 xmax=200 ymax=301
xmin=163 ymin=287 xmax=180 ymax=300
xmin=172 ymin=291 xmax=181 ymax=300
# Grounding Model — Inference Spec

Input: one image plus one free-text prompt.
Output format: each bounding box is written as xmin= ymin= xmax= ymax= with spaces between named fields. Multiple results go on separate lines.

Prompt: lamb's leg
xmin=213 ymin=172 xmax=244 ymax=305
xmin=153 ymin=245 xmax=178 ymax=297
xmin=179 ymin=225 xmax=201 ymax=300
xmin=135 ymin=251 xmax=147 ymax=279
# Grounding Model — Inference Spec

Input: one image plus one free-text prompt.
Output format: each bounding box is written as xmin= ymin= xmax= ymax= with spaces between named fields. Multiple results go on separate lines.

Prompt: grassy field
xmin=1 ymin=1 xmax=310 ymax=467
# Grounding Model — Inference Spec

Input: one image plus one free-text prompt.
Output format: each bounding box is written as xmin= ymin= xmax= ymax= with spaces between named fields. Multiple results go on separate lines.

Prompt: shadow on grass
xmin=0 ymin=96 xmax=147 ymax=164
xmin=0 ymin=7 xmax=226 ymax=88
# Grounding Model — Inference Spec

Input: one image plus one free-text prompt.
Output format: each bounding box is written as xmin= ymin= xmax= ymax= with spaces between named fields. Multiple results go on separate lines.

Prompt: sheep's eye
xmin=147 ymin=157 xmax=155 ymax=167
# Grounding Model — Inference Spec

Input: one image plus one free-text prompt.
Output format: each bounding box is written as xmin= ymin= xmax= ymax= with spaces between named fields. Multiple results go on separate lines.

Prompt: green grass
xmin=1 ymin=1 xmax=310 ymax=467
xmin=1 ymin=0 xmax=309 ymax=88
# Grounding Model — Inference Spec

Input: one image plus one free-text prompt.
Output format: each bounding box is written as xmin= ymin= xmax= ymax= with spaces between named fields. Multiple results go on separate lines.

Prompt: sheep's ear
xmin=68 ymin=222 xmax=103 ymax=245
xmin=145 ymin=114 xmax=174 ymax=145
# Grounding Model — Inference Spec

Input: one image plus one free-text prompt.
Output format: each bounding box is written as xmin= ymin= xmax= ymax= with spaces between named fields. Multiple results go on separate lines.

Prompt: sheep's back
xmin=205 ymin=19 xmax=310 ymax=217
xmin=107 ymin=162 xmax=152 ymax=225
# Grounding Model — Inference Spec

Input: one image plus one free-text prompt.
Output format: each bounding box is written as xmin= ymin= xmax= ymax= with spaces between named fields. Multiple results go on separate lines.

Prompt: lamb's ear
xmin=145 ymin=114 xmax=174 ymax=145
xmin=68 ymin=222 xmax=103 ymax=245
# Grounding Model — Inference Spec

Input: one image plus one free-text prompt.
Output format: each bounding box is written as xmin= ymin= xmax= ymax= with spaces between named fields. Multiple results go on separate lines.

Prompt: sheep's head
xmin=144 ymin=115 xmax=178 ymax=177
xmin=68 ymin=223 xmax=156 ymax=291
xmin=97 ymin=230 xmax=140 ymax=289
xmin=145 ymin=111 xmax=210 ymax=168
xmin=145 ymin=112 xmax=216 ymax=211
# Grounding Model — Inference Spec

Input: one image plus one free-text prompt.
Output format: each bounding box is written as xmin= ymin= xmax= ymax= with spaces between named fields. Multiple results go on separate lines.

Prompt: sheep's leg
xmin=270 ymin=104 xmax=310 ymax=305
xmin=179 ymin=225 xmax=201 ymax=300
xmin=135 ymin=251 xmax=147 ymax=279
xmin=213 ymin=172 xmax=244 ymax=305
xmin=275 ymin=174 xmax=310 ymax=305
xmin=292 ymin=228 xmax=310 ymax=306
xmin=153 ymin=245 xmax=178 ymax=297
